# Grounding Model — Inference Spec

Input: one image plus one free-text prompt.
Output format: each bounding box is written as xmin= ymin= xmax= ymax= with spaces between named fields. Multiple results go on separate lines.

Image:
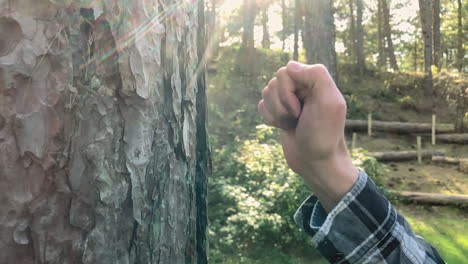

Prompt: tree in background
xmin=241 ymin=0 xmax=257 ymax=51
xmin=348 ymin=0 xmax=357 ymax=62
xmin=381 ymin=0 xmax=399 ymax=71
xmin=293 ymin=0 xmax=302 ymax=61
xmin=377 ymin=0 xmax=386 ymax=68
xmin=261 ymin=9 xmax=271 ymax=49
xmin=432 ymin=0 xmax=441 ymax=70
xmin=303 ymin=0 xmax=338 ymax=81
xmin=456 ymin=0 xmax=464 ymax=72
xmin=356 ymin=0 xmax=365 ymax=74
xmin=419 ymin=0 xmax=435 ymax=111
xmin=0 ymin=1 xmax=209 ymax=263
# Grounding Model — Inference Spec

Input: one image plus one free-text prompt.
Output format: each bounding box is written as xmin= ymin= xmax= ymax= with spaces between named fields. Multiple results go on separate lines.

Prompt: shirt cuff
xmin=294 ymin=169 xmax=397 ymax=263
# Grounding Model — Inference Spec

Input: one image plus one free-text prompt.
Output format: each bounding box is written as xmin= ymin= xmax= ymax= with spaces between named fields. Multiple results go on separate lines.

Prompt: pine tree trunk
xmin=0 ymin=1 xmax=209 ymax=263
xmin=281 ymin=0 xmax=287 ymax=52
xmin=457 ymin=0 xmax=464 ymax=72
xmin=261 ymin=10 xmax=271 ymax=49
xmin=356 ymin=0 xmax=365 ymax=74
xmin=293 ymin=0 xmax=301 ymax=61
xmin=381 ymin=0 xmax=399 ymax=71
xmin=432 ymin=0 xmax=441 ymax=70
xmin=348 ymin=0 xmax=357 ymax=61
xmin=377 ymin=0 xmax=386 ymax=68
xmin=241 ymin=0 xmax=256 ymax=51
xmin=419 ymin=0 xmax=435 ymax=113
xmin=303 ymin=0 xmax=338 ymax=81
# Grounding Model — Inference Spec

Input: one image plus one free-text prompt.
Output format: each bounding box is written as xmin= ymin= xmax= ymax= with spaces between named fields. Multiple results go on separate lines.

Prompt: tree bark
xmin=356 ymin=0 xmax=365 ymax=74
xmin=369 ymin=150 xmax=445 ymax=162
xmin=457 ymin=0 xmax=464 ymax=72
xmin=0 ymin=1 xmax=209 ymax=263
xmin=381 ymin=0 xmax=399 ymax=71
xmin=432 ymin=0 xmax=441 ymax=70
xmin=418 ymin=0 xmax=435 ymax=113
xmin=303 ymin=0 xmax=338 ymax=81
xmin=345 ymin=120 xmax=455 ymax=134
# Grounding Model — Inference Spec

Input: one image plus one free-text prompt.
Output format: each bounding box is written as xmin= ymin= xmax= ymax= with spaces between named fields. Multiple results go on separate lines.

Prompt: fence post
xmin=417 ymin=136 xmax=422 ymax=164
xmin=368 ymin=113 xmax=372 ymax=137
xmin=432 ymin=114 xmax=436 ymax=145
xmin=351 ymin=133 xmax=357 ymax=151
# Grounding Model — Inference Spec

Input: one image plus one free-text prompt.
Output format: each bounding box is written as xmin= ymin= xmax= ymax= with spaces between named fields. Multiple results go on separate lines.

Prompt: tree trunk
xmin=303 ymin=0 xmax=338 ymax=81
xmin=377 ymin=0 xmax=386 ymax=68
xmin=381 ymin=0 xmax=399 ymax=71
xmin=261 ymin=9 xmax=271 ymax=49
xmin=241 ymin=0 xmax=257 ymax=51
xmin=457 ymin=0 xmax=464 ymax=72
xmin=356 ymin=0 xmax=365 ymax=74
xmin=348 ymin=0 xmax=357 ymax=62
xmin=419 ymin=0 xmax=435 ymax=113
xmin=0 ymin=1 xmax=209 ymax=264
xmin=414 ymin=27 xmax=419 ymax=72
xmin=432 ymin=0 xmax=441 ymax=70
xmin=281 ymin=0 xmax=287 ymax=51
xmin=293 ymin=0 xmax=301 ymax=61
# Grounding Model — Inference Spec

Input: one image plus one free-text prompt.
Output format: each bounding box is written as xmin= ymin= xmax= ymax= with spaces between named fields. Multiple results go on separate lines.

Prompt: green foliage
xmin=209 ymin=124 xmax=388 ymax=263
xmin=209 ymin=125 xmax=318 ymax=261
xmin=344 ymin=94 xmax=367 ymax=119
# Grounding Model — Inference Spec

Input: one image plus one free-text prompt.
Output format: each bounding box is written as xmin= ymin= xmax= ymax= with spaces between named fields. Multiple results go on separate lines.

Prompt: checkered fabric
xmin=294 ymin=169 xmax=446 ymax=264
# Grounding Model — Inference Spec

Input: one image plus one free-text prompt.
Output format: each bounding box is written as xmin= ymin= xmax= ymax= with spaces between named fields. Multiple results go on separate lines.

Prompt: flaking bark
xmin=0 ymin=1 xmax=208 ymax=263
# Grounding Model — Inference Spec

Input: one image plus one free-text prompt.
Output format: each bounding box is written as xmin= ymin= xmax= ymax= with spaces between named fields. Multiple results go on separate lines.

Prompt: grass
xmin=398 ymin=204 xmax=468 ymax=263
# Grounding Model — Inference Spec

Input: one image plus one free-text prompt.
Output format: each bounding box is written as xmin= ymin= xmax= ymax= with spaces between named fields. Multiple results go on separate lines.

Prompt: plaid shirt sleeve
xmin=294 ymin=169 xmax=446 ymax=264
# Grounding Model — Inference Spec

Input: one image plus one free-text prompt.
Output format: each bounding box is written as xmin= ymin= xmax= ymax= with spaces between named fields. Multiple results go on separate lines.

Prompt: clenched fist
xmin=258 ymin=61 xmax=358 ymax=211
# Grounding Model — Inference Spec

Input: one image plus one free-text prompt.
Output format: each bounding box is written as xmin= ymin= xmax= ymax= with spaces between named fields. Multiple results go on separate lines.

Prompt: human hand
xmin=258 ymin=61 xmax=358 ymax=211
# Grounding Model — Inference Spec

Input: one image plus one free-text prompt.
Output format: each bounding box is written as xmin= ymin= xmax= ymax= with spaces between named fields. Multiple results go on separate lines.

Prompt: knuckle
xmin=310 ymin=64 xmax=329 ymax=77
xmin=276 ymin=67 xmax=287 ymax=77
xmin=261 ymin=87 xmax=269 ymax=98
xmin=268 ymin=77 xmax=278 ymax=87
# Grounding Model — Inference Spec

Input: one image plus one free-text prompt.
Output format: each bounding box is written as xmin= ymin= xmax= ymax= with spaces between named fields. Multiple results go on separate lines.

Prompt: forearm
xmin=299 ymin=139 xmax=359 ymax=212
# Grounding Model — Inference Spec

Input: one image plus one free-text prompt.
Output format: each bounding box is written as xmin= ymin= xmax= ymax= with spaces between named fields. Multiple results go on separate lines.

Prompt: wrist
xmin=300 ymin=141 xmax=359 ymax=212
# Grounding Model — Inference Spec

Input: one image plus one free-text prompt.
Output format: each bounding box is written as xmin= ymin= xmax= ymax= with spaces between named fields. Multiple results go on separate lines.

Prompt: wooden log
xmin=432 ymin=156 xmax=462 ymax=165
xmin=436 ymin=134 xmax=468 ymax=144
xmin=390 ymin=191 xmax=468 ymax=206
xmin=432 ymin=156 xmax=468 ymax=173
xmin=345 ymin=120 xmax=455 ymax=134
xmin=369 ymin=150 xmax=445 ymax=162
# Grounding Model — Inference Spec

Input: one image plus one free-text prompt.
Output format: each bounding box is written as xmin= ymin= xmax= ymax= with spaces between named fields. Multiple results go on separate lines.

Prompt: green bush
xmin=209 ymin=126 xmax=387 ymax=263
